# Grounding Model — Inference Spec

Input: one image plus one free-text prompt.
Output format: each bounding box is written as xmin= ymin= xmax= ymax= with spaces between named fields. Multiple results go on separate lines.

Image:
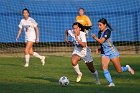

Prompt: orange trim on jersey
xmin=107 ymin=40 xmax=116 ymax=53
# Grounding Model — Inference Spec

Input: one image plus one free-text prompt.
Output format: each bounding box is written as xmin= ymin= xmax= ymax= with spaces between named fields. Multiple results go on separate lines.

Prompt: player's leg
xmin=24 ymin=41 xmax=34 ymax=67
xmin=83 ymin=49 xmax=100 ymax=84
xmin=111 ymin=56 xmax=122 ymax=73
xmin=86 ymin=62 xmax=100 ymax=84
xmin=86 ymin=62 xmax=96 ymax=73
xmin=30 ymin=47 xmax=45 ymax=66
xmin=101 ymin=55 xmax=115 ymax=87
xmin=72 ymin=54 xmax=82 ymax=82
xmin=111 ymin=56 xmax=134 ymax=75
xmin=29 ymin=47 xmax=34 ymax=55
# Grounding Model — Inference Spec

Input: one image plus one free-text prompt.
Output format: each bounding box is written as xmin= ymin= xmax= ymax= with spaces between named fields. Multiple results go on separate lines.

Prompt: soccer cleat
xmin=96 ymin=81 xmax=101 ymax=85
xmin=76 ymin=73 xmax=82 ymax=82
xmin=41 ymin=56 xmax=45 ymax=66
xmin=108 ymin=83 xmax=115 ymax=87
xmin=93 ymin=70 xmax=101 ymax=85
xmin=24 ymin=63 xmax=29 ymax=67
xmin=126 ymin=65 xmax=135 ymax=75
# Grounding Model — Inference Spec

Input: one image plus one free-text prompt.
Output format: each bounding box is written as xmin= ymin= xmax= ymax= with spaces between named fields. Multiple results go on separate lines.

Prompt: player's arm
xmin=16 ymin=28 xmax=22 ymax=42
xmin=76 ymin=39 xmax=86 ymax=47
xmin=92 ymin=34 xmax=106 ymax=44
xmin=75 ymin=34 xmax=86 ymax=47
xmin=95 ymin=46 xmax=101 ymax=54
xmin=65 ymin=30 xmax=70 ymax=43
xmin=92 ymin=30 xmax=111 ymax=44
xmin=35 ymin=26 xmax=39 ymax=42
xmin=97 ymin=46 xmax=101 ymax=51
xmin=16 ymin=20 xmax=23 ymax=42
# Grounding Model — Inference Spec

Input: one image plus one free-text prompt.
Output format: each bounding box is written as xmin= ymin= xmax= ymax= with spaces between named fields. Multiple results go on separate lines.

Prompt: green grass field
xmin=0 ymin=56 xmax=140 ymax=93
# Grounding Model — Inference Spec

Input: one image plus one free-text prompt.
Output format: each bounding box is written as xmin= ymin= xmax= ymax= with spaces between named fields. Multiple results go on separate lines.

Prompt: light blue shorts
xmin=101 ymin=51 xmax=120 ymax=60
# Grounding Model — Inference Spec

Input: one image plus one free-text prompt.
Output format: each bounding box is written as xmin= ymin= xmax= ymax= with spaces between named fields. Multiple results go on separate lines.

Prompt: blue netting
xmin=0 ymin=0 xmax=140 ymax=42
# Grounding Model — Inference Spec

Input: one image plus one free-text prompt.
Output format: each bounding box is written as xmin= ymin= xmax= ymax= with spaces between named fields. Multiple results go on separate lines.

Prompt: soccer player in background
xmin=65 ymin=22 xmax=100 ymax=84
xmin=76 ymin=8 xmax=92 ymax=38
xmin=92 ymin=18 xmax=134 ymax=87
xmin=16 ymin=8 xmax=45 ymax=67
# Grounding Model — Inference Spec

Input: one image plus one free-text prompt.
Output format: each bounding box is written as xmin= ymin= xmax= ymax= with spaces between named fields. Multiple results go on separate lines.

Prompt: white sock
xmin=25 ymin=54 xmax=30 ymax=64
xmin=73 ymin=64 xmax=82 ymax=75
xmin=33 ymin=52 xmax=42 ymax=59
xmin=92 ymin=70 xmax=100 ymax=82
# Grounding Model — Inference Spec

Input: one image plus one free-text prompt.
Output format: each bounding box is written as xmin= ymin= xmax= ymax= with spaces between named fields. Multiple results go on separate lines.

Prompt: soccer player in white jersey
xmin=65 ymin=22 xmax=100 ymax=84
xmin=16 ymin=8 xmax=45 ymax=67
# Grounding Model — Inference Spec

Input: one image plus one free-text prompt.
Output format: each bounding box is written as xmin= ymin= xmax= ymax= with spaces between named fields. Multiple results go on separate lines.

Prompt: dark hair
xmin=72 ymin=22 xmax=84 ymax=31
xmin=98 ymin=18 xmax=113 ymax=31
xmin=22 ymin=8 xmax=29 ymax=14
xmin=79 ymin=8 xmax=85 ymax=11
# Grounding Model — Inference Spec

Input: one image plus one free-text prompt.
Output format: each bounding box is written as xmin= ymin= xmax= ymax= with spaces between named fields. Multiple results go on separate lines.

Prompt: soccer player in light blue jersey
xmin=92 ymin=18 xmax=134 ymax=87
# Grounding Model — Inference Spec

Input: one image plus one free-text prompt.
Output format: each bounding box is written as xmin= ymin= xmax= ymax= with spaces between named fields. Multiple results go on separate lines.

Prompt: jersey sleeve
xmin=68 ymin=30 xmax=74 ymax=38
xmin=85 ymin=16 xmax=92 ymax=26
xmin=102 ymin=29 xmax=111 ymax=40
xmin=18 ymin=20 xmax=23 ymax=28
xmin=31 ymin=18 xmax=38 ymax=28
xmin=81 ymin=32 xmax=87 ymax=42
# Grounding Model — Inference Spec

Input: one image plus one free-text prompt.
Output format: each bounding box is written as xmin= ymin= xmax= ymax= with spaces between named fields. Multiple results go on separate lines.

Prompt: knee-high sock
xmin=104 ymin=69 xmax=113 ymax=84
xmin=121 ymin=66 xmax=128 ymax=72
xmin=73 ymin=64 xmax=82 ymax=75
xmin=33 ymin=52 xmax=42 ymax=59
xmin=25 ymin=54 xmax=30 ymax=64
xmin=92 ymin=70 xmax=100 ymax=82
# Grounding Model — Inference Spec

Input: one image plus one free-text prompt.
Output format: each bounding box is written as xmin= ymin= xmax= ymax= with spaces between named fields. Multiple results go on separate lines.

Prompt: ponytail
xmin=106 ymin=22 xmax=113 ymax=31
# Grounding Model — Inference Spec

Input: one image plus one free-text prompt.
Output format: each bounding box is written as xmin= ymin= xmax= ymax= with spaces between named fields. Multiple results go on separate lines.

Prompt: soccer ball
xmin=59 ymin=76 xmax=69 ymax=86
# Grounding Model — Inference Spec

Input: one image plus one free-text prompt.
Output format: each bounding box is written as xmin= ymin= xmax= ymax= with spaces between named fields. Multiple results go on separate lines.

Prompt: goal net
xmin=0 ymin=0 xmax=140 ymax=56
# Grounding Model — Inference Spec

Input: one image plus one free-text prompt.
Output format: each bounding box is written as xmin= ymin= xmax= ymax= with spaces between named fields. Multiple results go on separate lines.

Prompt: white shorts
xmin=72 ymin=47 xmax=93 ymax=63
xmin=25 ymin=31 xmax=36 ymax=42
xmin=25 ymin=36 xmax=36 ymax=42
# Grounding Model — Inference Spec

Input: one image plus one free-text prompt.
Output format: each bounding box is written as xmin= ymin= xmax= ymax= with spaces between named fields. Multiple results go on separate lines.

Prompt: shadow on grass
xmin=26 ymin=76 xmax=58 ymax=83
xmin=0 ymin=63 xmax=21 ymax=67
xmin=0 ymin=81 xmax=140 ymax=93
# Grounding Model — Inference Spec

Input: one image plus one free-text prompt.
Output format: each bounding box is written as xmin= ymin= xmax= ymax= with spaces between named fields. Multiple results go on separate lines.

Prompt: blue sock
xmin=121 ymin=66 xmax=128 ymax=72
xmin=104 ymin=70 xmax=113 ymax=84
